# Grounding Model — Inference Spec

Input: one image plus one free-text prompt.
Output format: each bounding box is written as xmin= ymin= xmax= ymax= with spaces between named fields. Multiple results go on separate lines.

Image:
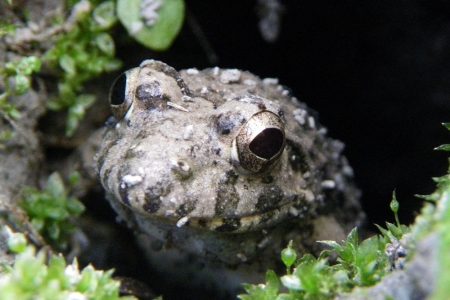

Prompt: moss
xmin=0 ymin=229 xmax=135 ymax=300
xmin=20 ymin=172 xmax=85 ymax=251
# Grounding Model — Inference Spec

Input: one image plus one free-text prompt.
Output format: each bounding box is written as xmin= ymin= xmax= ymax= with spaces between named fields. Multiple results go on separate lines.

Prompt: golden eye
xmin=231 ymin=110 xmax=286 ymax=174
xmin=109 ymin=69 xmax=138 ymax=120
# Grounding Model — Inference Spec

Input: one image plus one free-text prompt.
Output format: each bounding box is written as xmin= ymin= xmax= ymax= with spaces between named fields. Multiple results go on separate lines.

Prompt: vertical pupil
xmin=110 ymin=73 xmax=127 ymax=105
xmin=249 ymin=128 xmax=284 ymax=159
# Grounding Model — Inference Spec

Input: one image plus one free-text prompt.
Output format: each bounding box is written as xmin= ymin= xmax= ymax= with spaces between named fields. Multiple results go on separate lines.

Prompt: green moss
xmin=0 ymin=229 xmax=135 ymax=300
xmin=20 ymin=172 xmax=85 ymax=251
xmin=0 ymin=56 xmax=42 ymax=119
xmin=430 ymin=124 xmax=450 ymax=299
xmin=432 ymin=180 xmax=450 ymax=300
xmin=45 ymin=0 xmax=122 ymax=136
xmin=239 ymin=225 xmax=400 ymax=300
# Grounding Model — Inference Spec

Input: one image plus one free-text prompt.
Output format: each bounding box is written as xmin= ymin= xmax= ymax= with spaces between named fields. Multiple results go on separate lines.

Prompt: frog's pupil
xmin=249 ymin=128 xmax=284 ymax=159
xmin=110 ymin=73 xmax=127 ymax=105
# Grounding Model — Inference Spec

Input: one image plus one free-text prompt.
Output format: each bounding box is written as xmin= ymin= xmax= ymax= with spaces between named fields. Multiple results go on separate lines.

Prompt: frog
xmin=95 ymin=59 xmax=364 ymax=297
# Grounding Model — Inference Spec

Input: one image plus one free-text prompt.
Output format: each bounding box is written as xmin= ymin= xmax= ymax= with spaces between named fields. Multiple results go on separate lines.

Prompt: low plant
xmin=20 ymin=172 xmax=85 ymax=251
xmin=0 ymin=228 xmax=135 ymax=300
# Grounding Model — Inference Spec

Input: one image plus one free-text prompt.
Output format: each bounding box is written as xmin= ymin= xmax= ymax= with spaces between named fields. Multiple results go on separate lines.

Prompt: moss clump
xmin=20 ymin=172 xmax=85 ymax=250
xmin=0 ymin=229 xmax=135 ymax=300
xmin=240 ymin=220 xmax=406 ymax=300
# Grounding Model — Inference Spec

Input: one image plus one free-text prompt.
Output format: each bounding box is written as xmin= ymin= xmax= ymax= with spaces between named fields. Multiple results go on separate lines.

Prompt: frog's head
xmin=97 ymin=60 xmax=328 ymax=233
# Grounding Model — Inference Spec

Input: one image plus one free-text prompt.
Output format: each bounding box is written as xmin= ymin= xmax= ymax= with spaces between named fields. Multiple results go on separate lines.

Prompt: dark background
xmin=118 ymin=0 xmax=450 ymax=228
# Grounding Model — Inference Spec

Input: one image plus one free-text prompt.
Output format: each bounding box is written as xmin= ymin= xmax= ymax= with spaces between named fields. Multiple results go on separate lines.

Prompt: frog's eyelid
xmin=231 ymin=110 xmax=286 ymax=174
xmin=109 ymin=68 xmax=139 ymax=120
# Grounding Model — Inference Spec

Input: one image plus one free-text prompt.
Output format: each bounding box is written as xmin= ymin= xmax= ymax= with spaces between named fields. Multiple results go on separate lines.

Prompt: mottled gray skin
xmin=95 ymin=60 xmax=364 ymax=295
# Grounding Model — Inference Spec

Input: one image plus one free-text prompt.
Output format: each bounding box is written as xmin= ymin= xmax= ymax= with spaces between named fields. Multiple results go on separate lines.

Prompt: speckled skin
xmin=95 ymin=60 xmax=364 ymax=296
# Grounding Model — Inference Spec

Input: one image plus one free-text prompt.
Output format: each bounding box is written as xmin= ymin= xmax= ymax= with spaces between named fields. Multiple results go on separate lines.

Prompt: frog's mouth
xmin=188 ymin=201 xmax=304 ymax=233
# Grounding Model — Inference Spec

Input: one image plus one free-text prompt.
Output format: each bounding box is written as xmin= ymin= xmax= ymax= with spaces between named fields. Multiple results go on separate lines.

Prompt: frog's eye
xmin=231 ymin=111 xmax=286 ymax=174
xmin=109 ymin=71 xmax=132 ymax=120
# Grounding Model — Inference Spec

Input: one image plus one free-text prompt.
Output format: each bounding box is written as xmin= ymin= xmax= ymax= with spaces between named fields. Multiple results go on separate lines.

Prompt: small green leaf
xmin=59 ymin=55 xmax=76 ymax=75
xmin=14 ymin=74 xmax=30 ymax=95
xmin=0 ymin=22 xmax=15 ymax=37
xmin=19 ymin=56 xmax=42 ymax=75
xmin=390 ymin=191 xmax=399 ymax=214
xmin=0 ymin=130 xmax=13 ymax=143
xmin=95 ymin=33 xmax=115 ymax=56
xmin=93 ymin=0 xmax=117 ymax=29
xmin=47 ymin=222 xmax=61 ymax=240
xmin=435 ymin=144 xmax=450 ymax=152
xmin=67 ymin=197 xmax=85 ymax=215
xmin=69 ymin=171 xmax=81 ymax=187
xmin=265 ymin=270 xmax=280 ymax=293
xmin=117 ymin=0 xmax=185 ymax=51
xmin=65 ymin=94 xmax=95 ymax=136
xmin=318 ymin=240 xmax=341 ymax=250
xmin=7 ymin=232 xmax=27 ymax=254
xmin=46 ymin=172 xmax=66 ymax=198
xmin=347 ymin=227 xmax=359 ymax=245
xmin=281 ymin=241 xmax=297 ymax=268
xmin=442 ymin=122 xmax=450 ymax=131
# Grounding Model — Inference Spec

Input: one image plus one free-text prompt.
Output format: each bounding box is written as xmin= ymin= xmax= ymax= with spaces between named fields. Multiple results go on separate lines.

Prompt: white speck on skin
xmin=200 ymin=87 xmax=208 ymax=94
xmin=165 ymin=210 xmax=175 ymax=217
xmin=262 ymin=77 xmax=279 ymax=85
xmin=176 ymin=216 xmax=189 ymax=227
xmin=182 ymin=95 xmax=193 ymax=102
xmin=318 ymin=127 xmax=328 ymax=135
xmin=243 ymin=79 xmax=257 ymax=86
xmin=291 ymin=96 xmax=300 ymax=105
xmin=122 ymin=175 xmax=143 ymax=187
xmin=343 ymin=165 xmax=354 ymax=177
xmin=169 ymin=197 xmax=178 ymax=204
xmin=321 ymin=180 xmax=336 ymax=189
xmin=183 ymin=125 xmax=194 ymax=140
xmin=281 ymin=89 xmax=289 ymax=96
xmin=220 ymin=69 xmax=241 ymax=84
xmin=308 ymin=116 xmax=316 ymax=129
xmin=238 ymin=97 xmax=253 ymax=104
xmin=289 ymin=206 xmax=299 ymax=216
xmin=186 ymin=68 xmax=199 ymax=75
xmin=293 ymin=108 xmax=307 ymax=125
xmin=304 ymin=190 xmax=315 ymax=202
xmin=212 ymin=67 xmax=220 ymax=76
xmin=170 ymin=160 xmax=191 ymax=178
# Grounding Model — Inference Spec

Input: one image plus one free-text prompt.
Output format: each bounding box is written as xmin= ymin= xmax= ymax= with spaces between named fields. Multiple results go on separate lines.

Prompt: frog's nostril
xmin=249 ymin=128 xmax=284 ymax=159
